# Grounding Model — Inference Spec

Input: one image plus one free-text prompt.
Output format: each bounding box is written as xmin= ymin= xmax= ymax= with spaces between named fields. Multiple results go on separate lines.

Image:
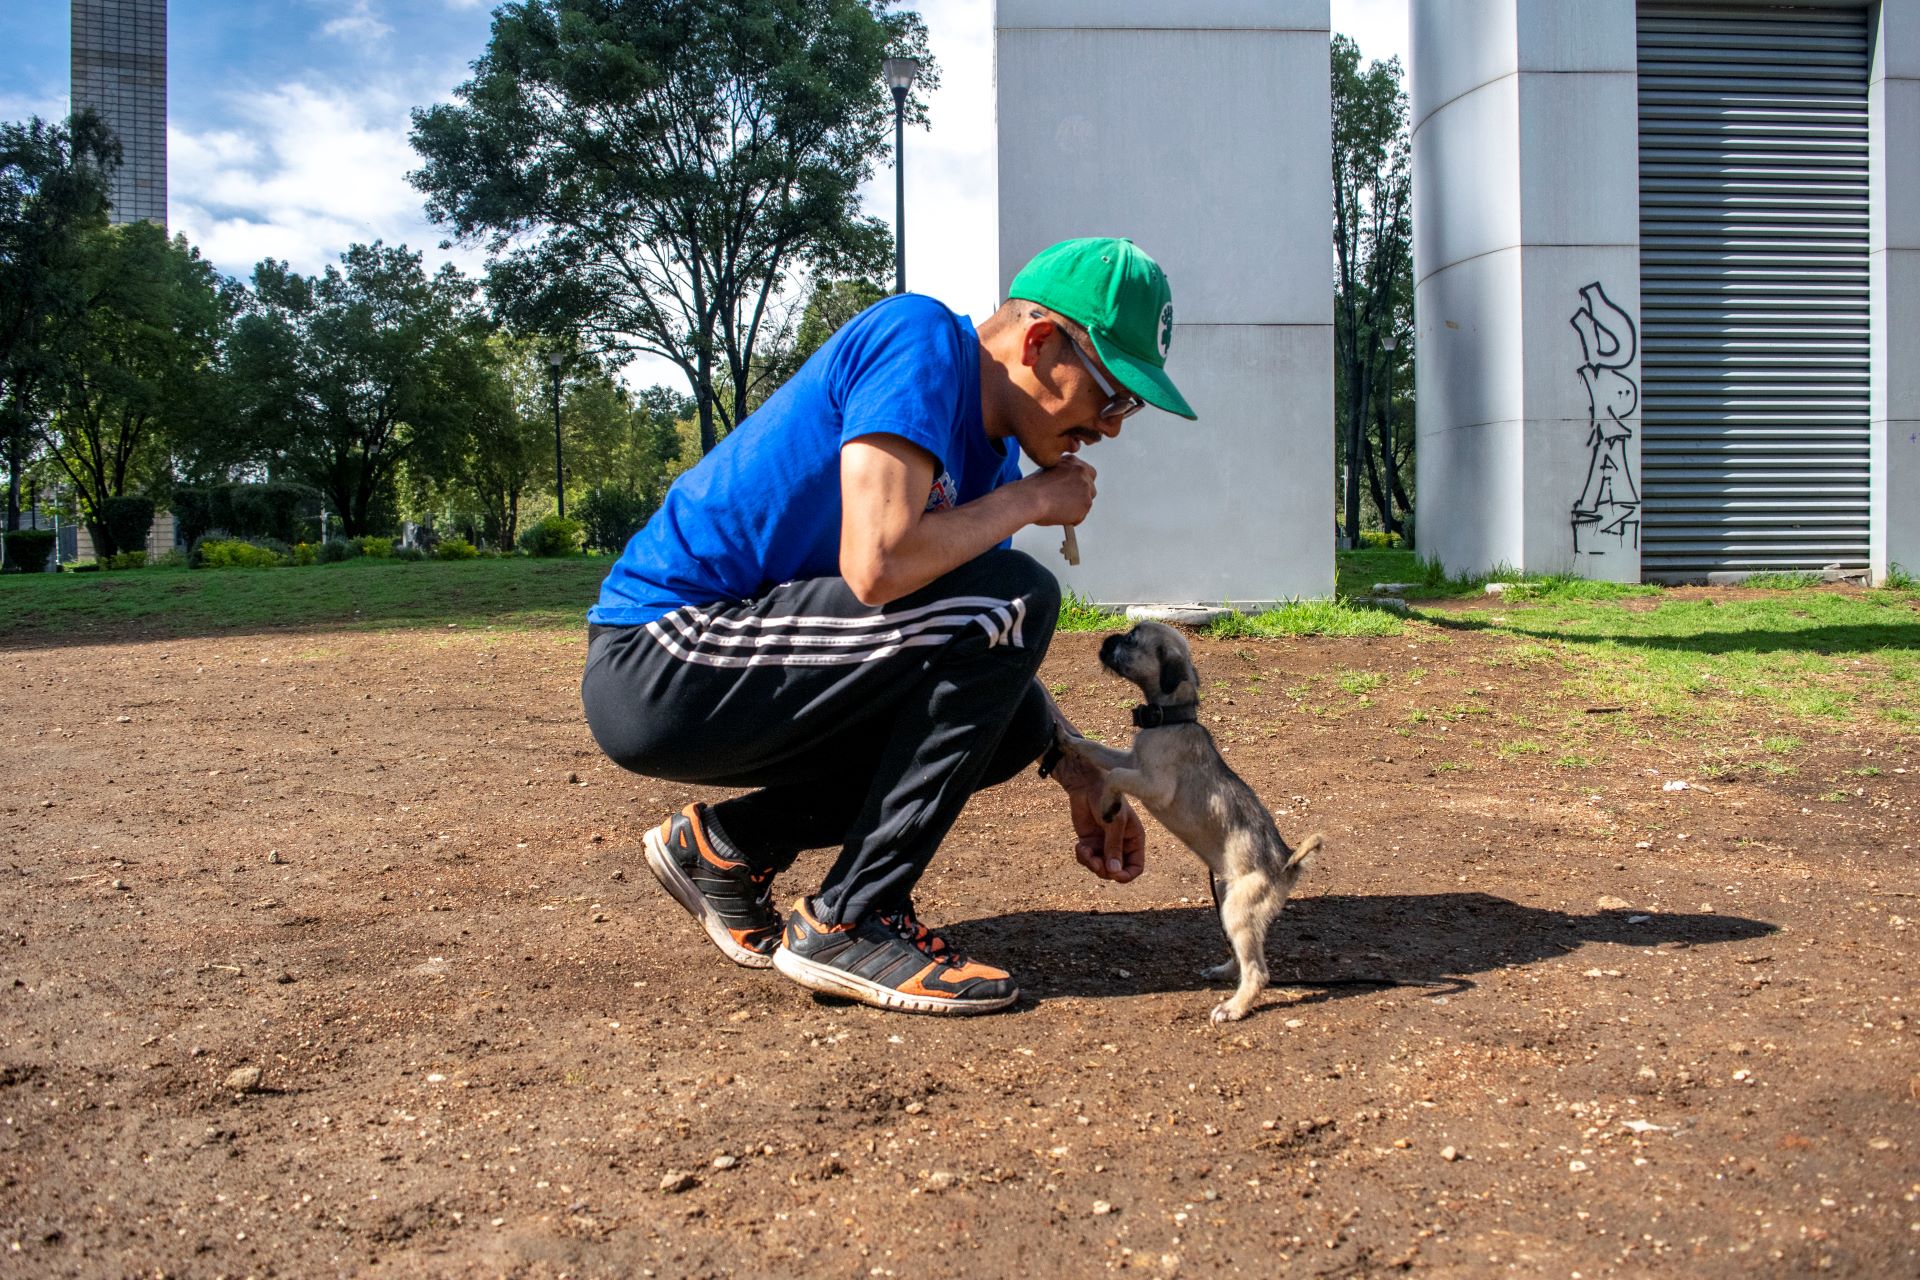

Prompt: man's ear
xmin=1020 ymin=317 xmax=1055 ymax=368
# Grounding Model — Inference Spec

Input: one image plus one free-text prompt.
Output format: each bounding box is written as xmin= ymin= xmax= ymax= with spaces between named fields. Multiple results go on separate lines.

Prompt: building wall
xmin=1871 ymin=1 xmax=1920 ymax=580
xmin=1411 ymin=0 xmax=1644 ymax=581
xmin=996 ymin=0 xmax=1334 ymax=606
xmin=1416 ymin=0 xmax=1917 ymax=583
xmin=71 ymin=0 xmax=167 ymax=227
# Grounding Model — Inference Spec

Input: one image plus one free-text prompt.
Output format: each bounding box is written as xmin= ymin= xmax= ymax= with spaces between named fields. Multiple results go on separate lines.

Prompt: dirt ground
xmin=4 ymin=615 xmax=1918 ymax=1278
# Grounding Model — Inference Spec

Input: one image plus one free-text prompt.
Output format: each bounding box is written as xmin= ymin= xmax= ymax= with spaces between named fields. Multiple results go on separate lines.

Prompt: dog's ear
xmin=1157 ymin=647 xmax=1198 ymax=703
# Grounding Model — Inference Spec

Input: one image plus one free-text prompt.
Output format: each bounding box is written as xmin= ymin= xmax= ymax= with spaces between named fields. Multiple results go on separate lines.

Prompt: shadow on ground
xmin=1420 ymin=610 xmax=1920 ymax=658
xmin=959 ymin=892 xmax=1775 ymax=1006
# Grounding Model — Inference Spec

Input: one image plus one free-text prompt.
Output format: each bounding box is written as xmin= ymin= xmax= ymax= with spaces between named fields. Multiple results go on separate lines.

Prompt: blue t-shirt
xmin=590 ymin=294 xmax=1021 ymax=625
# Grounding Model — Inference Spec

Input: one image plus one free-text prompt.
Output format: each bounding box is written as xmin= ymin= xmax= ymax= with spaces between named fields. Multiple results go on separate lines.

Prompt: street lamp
xmin=547 ymin=351 xmax=566 ymax=521
xmin=883 ymin=56 xmax=920 ymax=295
xmin=1381 ymin=332 xmax=1399 ymax=540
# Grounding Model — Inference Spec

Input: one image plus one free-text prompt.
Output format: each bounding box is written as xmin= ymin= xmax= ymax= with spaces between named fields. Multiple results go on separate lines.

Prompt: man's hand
xmin=1047 ymin=743 xmax=1146 ymax=883
xmin=1067 ymin=783 xmax=1146 ymax=882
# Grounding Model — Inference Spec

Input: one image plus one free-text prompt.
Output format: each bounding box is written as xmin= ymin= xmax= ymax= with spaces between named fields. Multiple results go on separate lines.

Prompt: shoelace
xmin=876 ymin=907 xmax=960 ymax=964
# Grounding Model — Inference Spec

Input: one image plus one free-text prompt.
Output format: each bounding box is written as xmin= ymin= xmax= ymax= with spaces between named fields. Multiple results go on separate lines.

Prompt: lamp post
xmin=882 ymin=56 xmax=920 ymax=295
xmin=1381 ymin=332 xmax=1399 ymax=540
xmin=547 ymin=351 xmax=566 ymax=520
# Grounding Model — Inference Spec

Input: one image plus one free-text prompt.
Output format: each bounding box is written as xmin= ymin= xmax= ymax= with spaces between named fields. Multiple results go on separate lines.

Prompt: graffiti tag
xmin=1570 ymin=282 xmax=1640 ymax=555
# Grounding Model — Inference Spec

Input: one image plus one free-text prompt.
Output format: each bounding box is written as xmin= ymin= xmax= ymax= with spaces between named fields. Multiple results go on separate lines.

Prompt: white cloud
xmin=168 ymin=78 xmax=484 ymax=281
xmin=322 ymin=1 xmax=394 ymax=44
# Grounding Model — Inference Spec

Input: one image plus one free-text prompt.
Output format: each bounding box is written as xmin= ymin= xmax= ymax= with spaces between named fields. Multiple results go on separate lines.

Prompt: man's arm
xmin=839 ymin=435 xmax=1095 ymax=606
xmin=1043 ymin=687 xmax=1147 ymax=883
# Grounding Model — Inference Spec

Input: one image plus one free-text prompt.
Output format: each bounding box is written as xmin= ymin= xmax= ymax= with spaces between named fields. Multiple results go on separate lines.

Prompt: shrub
xmin=197 ymin=538 xmax=286 ymax=569
xmin=392 ymin=544 xmax=426 ymax=562
xmin=317 ymin=538 xmax=360 ymax=563
xmin=2 ymin=528 xmax=56 ymax=573
xmin=173 ymin=482 xmax=321 ymax=546
xmin=289 ymin=542 xmax=318 ymax=566
xmin=435 ymin=537 xmax=479 ymax=561
xmin=152 ymin=548 xmax=189 ymax=569
xmin=578 ymin=486 xmax=653 ymax=554
xmin=356 ymin=535 xmax=395 ymax=559
xmin=519 ymin=515 xmax=584 ymax=558
xmin=1358 ymin=529 xmax=1405 ymax=550
xmin=65 ymin=561 xmax=100 ymax=573
xmin=97 ymin=495 xmax=157 ymax=558
xmin=107 ymin=549 xmax=149 ymax=570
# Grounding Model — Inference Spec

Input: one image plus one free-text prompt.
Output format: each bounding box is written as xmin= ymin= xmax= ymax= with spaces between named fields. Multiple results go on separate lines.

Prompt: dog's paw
xmin=1209 ymin=1000 xmax=1247 ymax=1026
xmin=1200 ymin=960 xmax=1238 ymax=983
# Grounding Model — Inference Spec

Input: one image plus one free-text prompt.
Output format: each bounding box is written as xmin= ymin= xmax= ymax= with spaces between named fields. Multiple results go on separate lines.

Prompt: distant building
xmin=71 ymin=0 xmax=166 ymax=227
xmin=1413 ymin=1 xmax=1917 ymax=584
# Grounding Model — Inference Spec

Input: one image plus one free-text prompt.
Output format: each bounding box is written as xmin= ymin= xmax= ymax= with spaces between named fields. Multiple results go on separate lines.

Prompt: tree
xmin=1332 ymin=34 xmax=1414 ymax=542
xmin=229 ymin=242 xmax=495 ymax=538
xmin=410 ymin=0 xmax=933 ymax=456
xmin=0 ymin=112 xmax=117 ymax=531
xmin=34 ymin=221 xmax=234 ymax=550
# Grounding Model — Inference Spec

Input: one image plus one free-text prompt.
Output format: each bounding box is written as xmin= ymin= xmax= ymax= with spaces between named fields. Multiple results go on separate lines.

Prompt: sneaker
xmin=642 ymin=803 xmax=781 ymax=968
xmin=772 ymin=897 xmax=1018 ymax=1015
xmin=874 ymin=902 xmax=960 ymax=964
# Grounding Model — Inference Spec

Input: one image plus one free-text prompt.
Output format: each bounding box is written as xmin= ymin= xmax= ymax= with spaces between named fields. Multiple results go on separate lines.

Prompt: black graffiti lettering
xmin=1571 ymin=281 xmax=1640 ymax=555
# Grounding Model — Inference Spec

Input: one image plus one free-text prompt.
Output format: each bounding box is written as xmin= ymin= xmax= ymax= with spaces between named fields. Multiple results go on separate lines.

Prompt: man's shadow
xmin=956 ymin=892 xmax=1776 ymax=1006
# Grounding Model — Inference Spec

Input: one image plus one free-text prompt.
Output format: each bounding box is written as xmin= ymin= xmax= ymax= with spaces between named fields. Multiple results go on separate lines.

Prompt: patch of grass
xmin=1057 ymin=593 xmax=1126 ymax=632
xmin=1849 ymin=766 xmax=1882 ymax=777
xmin=1885 ymin=563 xmax=1919 ymax=591
xmin=1432 ymin=587 xmax=1920 ymax=724
xmin=1763 ymin=736 xmax=1801 ymax=755
xmin=1497 ymin=740 xmax=1544 ymax=759
xmin=0 ymin=556 xmax=607 ymax=644
xmin=1743 ymin=571 xmax=1825 ymax=590
xmin=1335 ymin=669 xmax=1384 ymax=696
xmin=1206 ymin=599 xmax=1405 ymax=639
xmin=1819 ymin=790 xmax=1850 ymax=803
xmin=1555 ymin=754 xmax=1596 ymax=769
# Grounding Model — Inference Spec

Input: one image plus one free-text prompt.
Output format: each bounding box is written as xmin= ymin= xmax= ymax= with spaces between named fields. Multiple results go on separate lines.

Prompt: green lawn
xmin=0 ymin=556 xmax=609 ymax=643
xmin=8 ymin=554 xmax=1918 ymax=732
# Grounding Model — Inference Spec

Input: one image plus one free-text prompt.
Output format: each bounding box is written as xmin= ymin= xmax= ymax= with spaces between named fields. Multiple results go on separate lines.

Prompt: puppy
xmin=1058 ymin=621 xmax=1323 ymax=1024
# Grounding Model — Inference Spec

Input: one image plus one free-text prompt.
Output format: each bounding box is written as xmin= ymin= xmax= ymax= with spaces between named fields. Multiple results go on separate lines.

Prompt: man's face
xmin=1011 ymin=318 xmax=1137 ymax=467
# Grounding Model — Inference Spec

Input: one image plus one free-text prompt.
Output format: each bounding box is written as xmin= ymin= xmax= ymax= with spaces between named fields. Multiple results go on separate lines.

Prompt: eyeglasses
xmin=1030 ymin=310 xmax=1146 ymax=422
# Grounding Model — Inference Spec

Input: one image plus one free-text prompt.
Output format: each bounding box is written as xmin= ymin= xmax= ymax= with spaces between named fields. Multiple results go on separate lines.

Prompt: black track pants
xmin=581 ymin=548 xmax=1061 ymax=925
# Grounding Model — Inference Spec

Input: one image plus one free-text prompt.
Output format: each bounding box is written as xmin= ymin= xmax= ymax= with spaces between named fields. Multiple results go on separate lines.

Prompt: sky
xmin=0 ymin=0 xmax=1410 ymax=390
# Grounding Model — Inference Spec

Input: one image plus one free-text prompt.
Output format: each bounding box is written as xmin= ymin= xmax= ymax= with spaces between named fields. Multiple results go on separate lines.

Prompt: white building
xmin=1413 ymin=0 xmax=1917 ymax=582
xmin=997 ymin=0 xmax=1335 ymax=606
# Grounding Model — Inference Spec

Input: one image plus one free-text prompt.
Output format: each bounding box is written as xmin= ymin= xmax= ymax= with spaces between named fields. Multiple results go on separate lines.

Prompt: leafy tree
xmin=0 ymin=112 xmax=117 ymax=530
xmin=742 ymin=274 xmax=886 ymax=412
xmin=410 ymin=0 xmax=933 ymax=456
xmin=229 ymin=242 xmax=495 ymax=537
xmin=34 ymin=221 xmax=234 ymax=551
xmin=1332 ymin=34 xmax=1413 ymax=542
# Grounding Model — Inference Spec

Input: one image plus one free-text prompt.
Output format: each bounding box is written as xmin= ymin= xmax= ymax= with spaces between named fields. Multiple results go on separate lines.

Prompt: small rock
xmin=1622 ymin=1119 xmax=1664 ymax=1134
xmin=1091 ymin=1200 xmax=1114 ymax=1216
xmin=611 ymin=869 xmax=626 ymax=882
xmin=591 ymin=912 xmax=609 ymax=924
xmin=110 ymin=879 xmax=127 ymax=891
xmin=222 ymin=1066 xmax=263 ymax=1093
xmin=925 ymin=1170 xmax=957 ymax=1191
xmin=267 ymin=850 xmax=282 ymax=865
xmin=1662 ymin=779 xmax=1691 ymax=792
xmin=567 ymin=772 xmax=582 ymax=784
xmin=1568 ymin=1160 xmax=1588 ymax=1173
xmin=115 ymin=715 xmax=131 ymax=724
xmin=658 ymin=1170 xmax=698 ymax=1194
xmin=1484 ymin=582 xmax=1512 ymax=595
xmin=903 ymin=1100 xmax=925 ymax=1114
xmin=1597 ymin=895 xmax=1632 ymax=911
xmin=1867 ymin=1137 xmax=1896 ymax=1151
xmin=1441 ymin=1145 xmax=1459 ymax=1162
xmin=711 ymin=1155 xmax=737 ymax=1170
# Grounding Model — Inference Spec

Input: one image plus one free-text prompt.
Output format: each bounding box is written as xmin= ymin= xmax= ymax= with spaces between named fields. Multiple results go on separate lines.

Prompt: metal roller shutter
xmin=1636 ymin=3 xmax=1871 ymax=580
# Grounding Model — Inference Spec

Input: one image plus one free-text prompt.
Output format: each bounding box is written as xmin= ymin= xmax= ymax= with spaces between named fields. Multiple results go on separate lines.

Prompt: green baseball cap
xmin=1008 ymin=237 xmax=1196 ymax=420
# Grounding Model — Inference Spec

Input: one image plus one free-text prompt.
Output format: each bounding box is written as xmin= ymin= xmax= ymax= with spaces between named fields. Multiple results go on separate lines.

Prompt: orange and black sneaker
xmin=772 ymin=897 xmax=1018 ymax=1015
xmin=642 ymin=803 xmax=781 ymax=968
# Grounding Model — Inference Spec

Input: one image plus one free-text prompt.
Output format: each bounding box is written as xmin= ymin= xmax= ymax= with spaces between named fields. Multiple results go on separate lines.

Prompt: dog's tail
xmin=1283 ymin=833 xmax=1324 ymax=874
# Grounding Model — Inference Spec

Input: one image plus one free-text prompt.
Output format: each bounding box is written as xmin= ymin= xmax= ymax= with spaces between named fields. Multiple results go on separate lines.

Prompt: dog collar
xmin=1133 ymin=702 xmax=1199 ymax=728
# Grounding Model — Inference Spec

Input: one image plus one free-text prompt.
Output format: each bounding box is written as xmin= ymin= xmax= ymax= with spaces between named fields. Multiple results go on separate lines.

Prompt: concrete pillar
xmin=1871 ymin=0 xmax=1920 ymax=582
xmin=1411 ymin=0 xmax=1643 ymax=580
xmin=996 ymin=0 xmax=1334 ymax=606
